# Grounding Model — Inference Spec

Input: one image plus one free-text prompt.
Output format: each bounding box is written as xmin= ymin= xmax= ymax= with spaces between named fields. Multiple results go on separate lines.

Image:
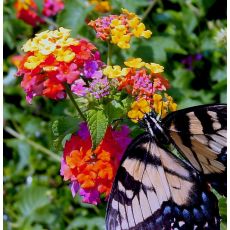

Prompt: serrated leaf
xmin=16 ymin=186 xmax=50 ymax=217
xmin=56 ymin=0 xmax=93 ymax=37
xmin=51 ymin=116 xmax=79 ymax=151
xmin=86 ymin=110 xmax=108 ymax=149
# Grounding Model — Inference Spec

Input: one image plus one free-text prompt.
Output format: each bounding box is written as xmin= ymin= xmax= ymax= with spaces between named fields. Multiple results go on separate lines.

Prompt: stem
xmin=142 ymin=0 xmax=158 ymax=21
xmin=107 ymin=42 xmax=112 ymax=65
xmin=41 ymin=16 xmax=59 ymax=29
xmin=4 ymin=126 xmax=61 ymax=162
xmin=64 ymin=83 xmax=86 ymax=121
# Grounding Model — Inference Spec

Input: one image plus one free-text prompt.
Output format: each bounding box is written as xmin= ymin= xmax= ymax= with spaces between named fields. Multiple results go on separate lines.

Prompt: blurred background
xmin=3 ymin=0 xmax=227 ymax=229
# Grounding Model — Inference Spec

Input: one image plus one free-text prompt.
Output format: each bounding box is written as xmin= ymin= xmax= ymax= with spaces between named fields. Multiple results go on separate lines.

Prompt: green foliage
xmin=86 ymin=109 xmax=108 ymax=149
xmin=51 ymin=116 xmax=79 ymax=151
xmin=3 ymin=0 xmax=226 ymax=229
xmin=57 ymin=0 xmax=93 ymax=37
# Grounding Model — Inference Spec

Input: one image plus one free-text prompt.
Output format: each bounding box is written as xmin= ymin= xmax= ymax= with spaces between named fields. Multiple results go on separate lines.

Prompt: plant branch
xmin=4 ymin=126 xmax=61 ymax=162
xmin=64 ymin=83 xmax=86 ymax=121
xmin=142 ymin=0 xmax=158 ymax=21
xmin=107 ymin=42 xmax=112 ymax=65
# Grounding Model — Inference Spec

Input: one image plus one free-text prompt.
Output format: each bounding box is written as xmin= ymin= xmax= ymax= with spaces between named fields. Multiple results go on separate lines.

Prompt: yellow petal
xmin=141 ymin=30 xmax=152 ymax=38
xmin=124 ymin=57 xmax=145 ymax=68
xmin=145 ymin=63 xmax=164 ymax=73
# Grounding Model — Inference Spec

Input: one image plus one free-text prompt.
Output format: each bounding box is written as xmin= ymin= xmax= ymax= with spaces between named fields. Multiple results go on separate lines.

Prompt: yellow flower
xmin=24 ymin=54 xmax=46 ymax=69
xmin=89 ymin=0 xmax=111 ymax=13
xmin=141 ymin=30 xmax=152 ymax=38
xmin=22 ymin=39 xmax=39 ymax=52
xmin=55 ymin=48 xmax=75 ymax=63
xmin=128 ymin=99 xmax=151 ymax=123
xmin=132 ymin=23 xmax=145 ymax=37
xmin=103 ymin=65 xmax=129 ymax=78
xmin=38 ymin=39 xmax=56 ymax=55
xmin=22 ymin=28 xmax=79 ymax=56
xmin=131 ymin=23 xmax=152 ymax=39
xmin=111 ymin=28 xmax=130 ymax=49
xmin=110 ymin=19 xmax=122 ymax=27
xmin=153 ymin=93 xmax=177 ymax=118
xmin=128 ymin=16 xmax=140 ymax=28
xmin=121 ymin=8 xmax=136 ymax=19
xmin=124 ymin=57 xmax=145 ymax=68
xmin=145 ymin=63 xmax=164 ymax=73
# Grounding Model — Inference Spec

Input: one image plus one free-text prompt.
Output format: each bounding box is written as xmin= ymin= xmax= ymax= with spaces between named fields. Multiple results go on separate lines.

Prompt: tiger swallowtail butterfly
xmin=106 ymin=104 xmax=226 ymax=230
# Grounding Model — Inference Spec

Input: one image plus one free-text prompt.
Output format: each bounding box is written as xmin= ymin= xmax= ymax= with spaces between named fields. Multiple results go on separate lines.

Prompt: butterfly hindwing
xmin=163 ymin=104 xmax=227 ymax=195
xmin=106 ymin=133 xmax=220 ymax=230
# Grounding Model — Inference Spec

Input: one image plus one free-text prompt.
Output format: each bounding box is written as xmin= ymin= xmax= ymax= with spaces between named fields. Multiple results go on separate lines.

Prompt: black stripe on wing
xmin=106 ymin=133 xmax=220 ymax=230
xmin=163 ymin=104 xmax=227 ymax=196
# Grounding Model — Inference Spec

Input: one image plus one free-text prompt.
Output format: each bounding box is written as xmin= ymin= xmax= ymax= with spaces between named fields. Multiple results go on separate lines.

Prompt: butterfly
xmin=106 ymin=104 xmax=226 ymax=230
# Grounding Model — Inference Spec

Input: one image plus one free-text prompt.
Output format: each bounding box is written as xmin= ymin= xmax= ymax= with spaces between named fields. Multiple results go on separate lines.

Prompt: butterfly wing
xmin=106 ymin=133 xmax=220 ymax=230
xmin=163 ymin=104 xmax=227 ymax=196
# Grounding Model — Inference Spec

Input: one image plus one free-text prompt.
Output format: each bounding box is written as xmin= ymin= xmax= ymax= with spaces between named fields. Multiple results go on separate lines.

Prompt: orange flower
xmin=60 ymin=123 xmax=131 ymax=204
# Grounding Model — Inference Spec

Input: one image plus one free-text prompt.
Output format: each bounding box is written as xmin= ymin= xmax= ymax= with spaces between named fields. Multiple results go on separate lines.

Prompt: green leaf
xmin=34 ymin=0 xmax=43 ymax=14
xmin=172 ymin=68 xmax=195 ymax=89
xmin=51 ymin=116 xmax=79 ymax=151
xmin=112 ymin=0 xmax=149 ymax=12
xmin=151 ymin=37 xmax=187 ymax=62
xmin=182 ymin=7 xmax=198 ymax=34
xmin=67 ymin=217 xmax=105 ymax=230
xmin=5 ymin=139 xmax=31 ymax=172
xmin=56 ymin=0 xmax=93 ymax=37
xmin=16 ymin=186 xmax=50 ymax=217
xmin=210 ymin=66 xmax=227 ymax=82
xmin=86 ymin=109 xmax=108 ymax=149
xmin=104 ymin=100 xmax=124 ymax=123
xmin=212 ymin=79 xmax=227 ymax=91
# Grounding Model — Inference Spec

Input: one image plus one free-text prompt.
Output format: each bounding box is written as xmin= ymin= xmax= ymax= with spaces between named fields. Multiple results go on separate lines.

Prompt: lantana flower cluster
xmin=103 ymin=57 xmax=169 ymax=101
xmin=60 ymin=123 xmax=131 ymax=204
xmin=17 ymin=27 xmax=110 ymax=103
xmin=14 ymin=0 xmax=64 ymax=26
xmin=88 ymin=9 xmax=152 ymax=49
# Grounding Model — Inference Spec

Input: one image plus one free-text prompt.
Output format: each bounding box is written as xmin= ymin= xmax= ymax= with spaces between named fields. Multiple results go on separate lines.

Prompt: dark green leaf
xmin=86 ymin=109 xmax=108 ymax=149
xmin=51 ymin=116 xmax=79 ymax=151
xmin=57 ymin=0 xmax=93 ymax=37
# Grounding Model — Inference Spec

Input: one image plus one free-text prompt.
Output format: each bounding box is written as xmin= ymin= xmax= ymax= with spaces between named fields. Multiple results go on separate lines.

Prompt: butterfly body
xmin=106 ymin=104 xmax=226 ymax=230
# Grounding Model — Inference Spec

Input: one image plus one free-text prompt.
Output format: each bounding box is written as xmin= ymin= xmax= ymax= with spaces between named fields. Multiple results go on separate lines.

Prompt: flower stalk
xmin=4 ymin=126 xmax=61 ymax=162
xmin=107 ymin=42 xmax=112 ymax=65
xmin=64 ymin=83 xmax=86 ymax=121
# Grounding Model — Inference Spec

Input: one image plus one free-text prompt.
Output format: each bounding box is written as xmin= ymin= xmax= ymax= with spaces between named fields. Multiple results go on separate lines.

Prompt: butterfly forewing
xmin=106 ymin=133 xmax=220 ymax=230
xmin=163 ymin=104 xmax=227 ymax=195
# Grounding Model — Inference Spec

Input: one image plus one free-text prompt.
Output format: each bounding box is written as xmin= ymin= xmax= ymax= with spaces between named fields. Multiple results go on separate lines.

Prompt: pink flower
xmin=42 ymin=0 xmax=64 ymax=17
xmin=71 ymin=79 xmax=88 ymax=96
xmin=79 ymin=188 xmax=101 ymax=205
xmin=56 ymin=63 xmax=80 ymax=84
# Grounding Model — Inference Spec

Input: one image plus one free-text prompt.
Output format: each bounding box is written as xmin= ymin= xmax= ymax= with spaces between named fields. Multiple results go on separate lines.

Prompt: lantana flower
xmin=14 ymin=0 xmax=64 ymax=26
xmin=88 ymin=8 xmax=152 ymax=49
xmin=103 ymin=57 xmax=168 ymax=101
xmin=127 ymin=99 xmax=151 ymax=123
xmin=128 ymin=94 xmax=177 ymax=122
xmin=60 ymin=123 xmax=131 ymax=204
xmin=17 ymin=28 xmax=110 ymax=103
